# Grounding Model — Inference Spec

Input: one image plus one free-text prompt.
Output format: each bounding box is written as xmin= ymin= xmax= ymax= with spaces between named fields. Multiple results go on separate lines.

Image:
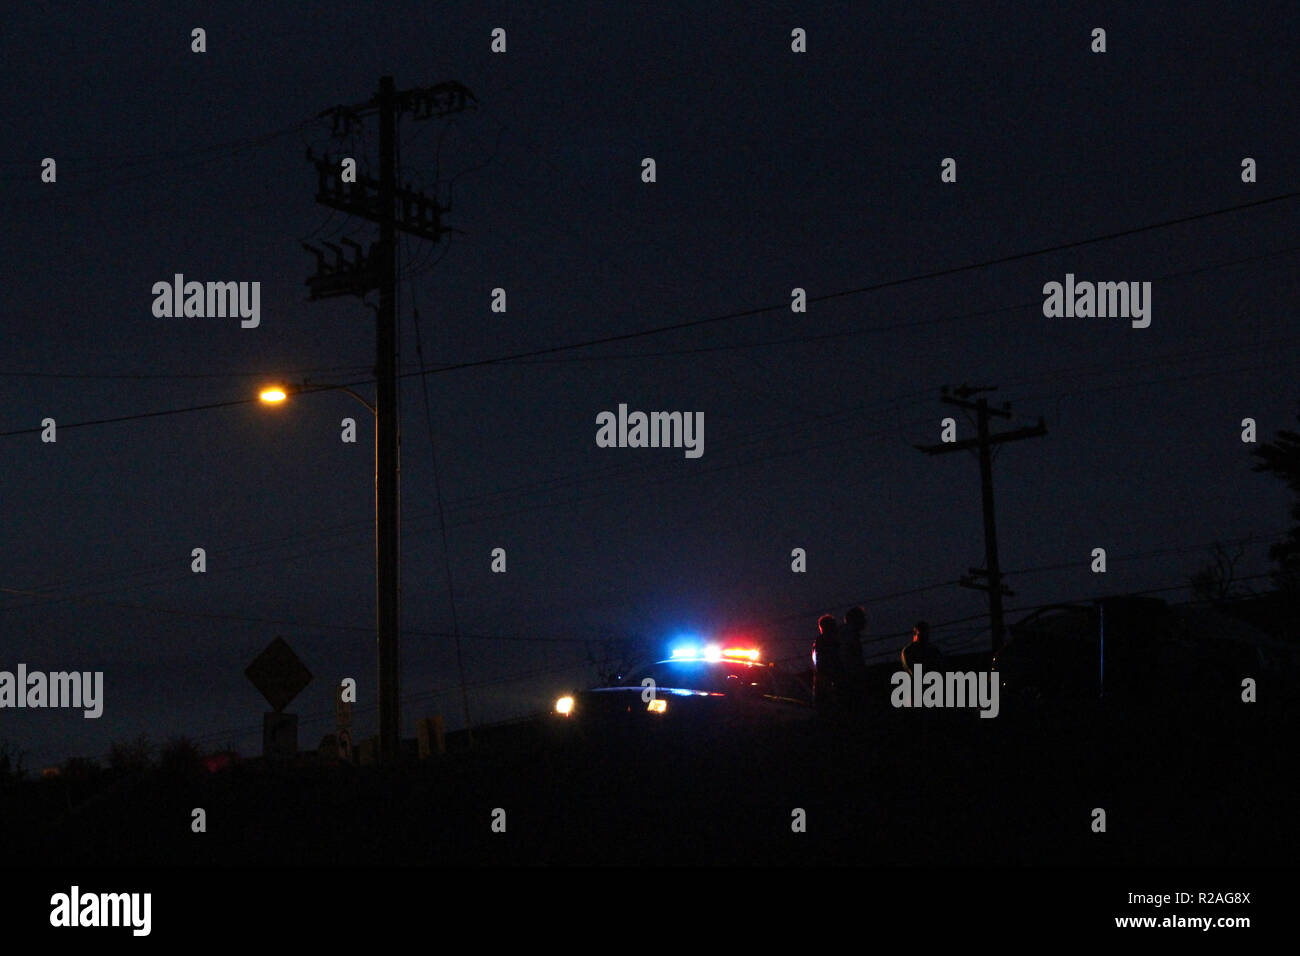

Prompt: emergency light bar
xmin=669 ymin=644 xmax=762 ymax=662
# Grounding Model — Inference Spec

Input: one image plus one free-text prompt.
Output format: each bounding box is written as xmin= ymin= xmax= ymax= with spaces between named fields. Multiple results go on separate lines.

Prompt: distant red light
xmin=203 ymin=752 xmax=234 ymax=773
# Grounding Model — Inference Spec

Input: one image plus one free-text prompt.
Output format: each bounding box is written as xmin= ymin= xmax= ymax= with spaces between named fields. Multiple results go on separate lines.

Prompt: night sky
xmin=3 ymin=1 xmax=1297 ymax=770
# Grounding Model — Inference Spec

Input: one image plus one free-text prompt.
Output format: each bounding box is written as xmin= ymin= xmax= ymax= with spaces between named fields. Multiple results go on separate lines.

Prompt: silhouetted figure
xmin=901 ymin=620 xmax=941 ymax=676
xmin=841 ymin=606 xmax=868 ymax=704
xmin=813 ymin=614 xmax=843 ymax=716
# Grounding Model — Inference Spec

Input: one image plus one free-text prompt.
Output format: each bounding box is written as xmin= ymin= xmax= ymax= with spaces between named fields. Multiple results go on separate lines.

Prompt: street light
xmin=259 ymin=381 xmax=376 ymax=414
xmin=257 ymin=379 xmax=399 ymax=765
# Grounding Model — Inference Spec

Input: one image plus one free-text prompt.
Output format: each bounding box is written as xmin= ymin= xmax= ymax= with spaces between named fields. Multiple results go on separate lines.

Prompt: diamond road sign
xmin=245 ymin=637 xmax=313 ymax=712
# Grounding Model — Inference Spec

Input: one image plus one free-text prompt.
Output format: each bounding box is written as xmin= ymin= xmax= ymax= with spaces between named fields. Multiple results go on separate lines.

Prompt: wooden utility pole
xmin=304 ymin=76 xmax=476 ymax=763
xmin=916 ymin=385 xmax=1046 ymax=654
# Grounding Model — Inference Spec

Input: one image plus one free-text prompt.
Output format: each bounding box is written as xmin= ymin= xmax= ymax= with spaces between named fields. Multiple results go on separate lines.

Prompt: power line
xmin=5 ymin=530 xmax=1281 ymax=652
xmin=0 ymin=395 xmax=257 ymax=437
xmin=408 ymin=278 xmax=474 ymax=738
xmin=5 ymin=355 xmax=1292 ymax=611
xmin=48 ymin=568 xmax=1283 ymax=767
xmin=0 ymin=363 xmax=373 ymax=382
xmin=4 ymin=346 xmax=1292 ymax=620
xmin=392 ymin=190 xmax=1300 ymax=381
xmin=481 ymin=244 xmax=1300 ymax=365
xmin=383 ymin=328 xmax=1299 ymax=522
xmin=3 ymin=121 xmax=326 ymax=209
xmin=0 ymin=121 xmax=317 ymax=172
xmin=759 ymin=532 xmax=1287 ymax=642
xmin=5 ymin=195 xmax=1297 ymax=439
xmin=0 ymin=583 xmax=588 ymax=644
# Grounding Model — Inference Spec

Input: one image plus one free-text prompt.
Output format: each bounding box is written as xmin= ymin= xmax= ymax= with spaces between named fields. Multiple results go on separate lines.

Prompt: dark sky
xmin=3 ymin=1 xmax=1298 ymax=768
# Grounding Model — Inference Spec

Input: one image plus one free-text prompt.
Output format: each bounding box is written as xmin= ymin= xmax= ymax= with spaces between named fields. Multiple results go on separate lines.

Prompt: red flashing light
xmin=204 ymin=752 xmax=235 ymax=774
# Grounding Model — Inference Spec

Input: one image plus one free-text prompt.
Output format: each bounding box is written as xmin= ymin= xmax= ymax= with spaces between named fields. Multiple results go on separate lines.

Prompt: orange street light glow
xmin=259 ymin=387 xmax=288 ymax=404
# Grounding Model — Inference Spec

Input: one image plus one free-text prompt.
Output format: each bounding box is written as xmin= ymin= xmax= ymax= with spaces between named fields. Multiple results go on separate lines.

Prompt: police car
xmin=552 ymin=643 xmax=813 ymax=734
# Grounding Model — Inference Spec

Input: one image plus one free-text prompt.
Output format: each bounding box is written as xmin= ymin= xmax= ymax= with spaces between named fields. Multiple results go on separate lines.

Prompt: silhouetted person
xmin=841 ymin=606 xmax=868 ymax=704
xmin=813 ymin=613 xmax=843 ymax=716
xmin=901 ymin=619 xmax=941 ymax=675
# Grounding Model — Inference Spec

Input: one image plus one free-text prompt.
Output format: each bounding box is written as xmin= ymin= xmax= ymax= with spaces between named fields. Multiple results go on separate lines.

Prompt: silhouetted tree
xmin=158 ymin=736 xmax=203 ymax=779
xmin=1252 ymin=407 xmax=1300 ymax=595
xmin=59 ymin=755 xmax=102 ymax=784
xmin=108 ymin=733 xmax=153 ymax=774
xmin=0 ymin=738 xmax=25 ymax=783
xmin=1189 ymin=541 xmax=1249 ymax=604
xmin=54 ymin=756 xmax=103 ymax=813
xmin=588 ymin=631 xmax=655 ymax=684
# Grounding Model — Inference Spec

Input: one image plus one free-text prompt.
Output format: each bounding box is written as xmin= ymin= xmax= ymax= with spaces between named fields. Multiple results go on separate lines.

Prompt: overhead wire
xmin=4 ymin=193 xmax=1297 ymax=436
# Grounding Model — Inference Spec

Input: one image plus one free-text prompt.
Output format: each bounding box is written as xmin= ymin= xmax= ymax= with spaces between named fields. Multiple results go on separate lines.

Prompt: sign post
xmin=245 ymin=637 xmax=313 ymax=760
xmin=336 ymin=683 xmax=354 ymax=763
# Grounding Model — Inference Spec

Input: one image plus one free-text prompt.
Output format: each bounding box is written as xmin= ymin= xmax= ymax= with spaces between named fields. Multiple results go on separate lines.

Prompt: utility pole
xmin=304 ymin=76 xmax=476 ymax=764
xmin=375 ymin=76 xmax=400 ymax=769
xmin=916 ymin=385 xmax=1047 ymax=655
